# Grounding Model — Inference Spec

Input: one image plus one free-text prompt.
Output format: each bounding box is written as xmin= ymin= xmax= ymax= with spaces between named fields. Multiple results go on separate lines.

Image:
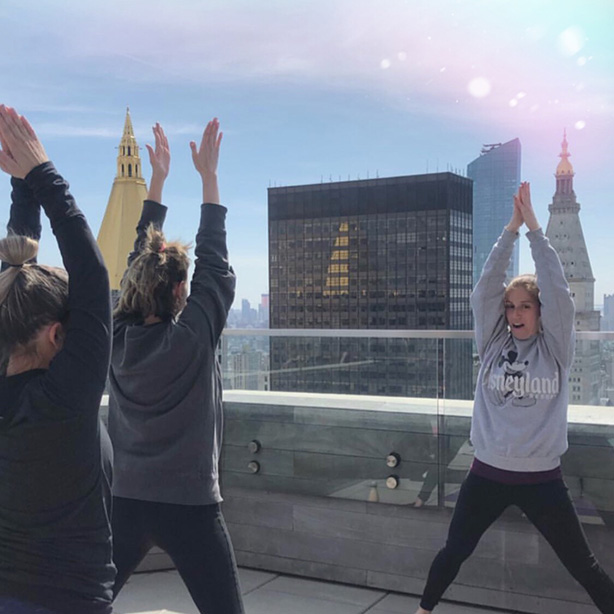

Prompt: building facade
xmin=467 ymin=138 xmax=521 ymax=286
xmin=268 ymin=173 xmax=474 ymax=399
xmin=545 ymin=132 xmax=601 ymax=405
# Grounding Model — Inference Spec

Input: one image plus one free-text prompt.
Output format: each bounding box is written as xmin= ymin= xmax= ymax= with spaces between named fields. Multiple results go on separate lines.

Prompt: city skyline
xmin=0 ymin=1 xmax=612 ymax=306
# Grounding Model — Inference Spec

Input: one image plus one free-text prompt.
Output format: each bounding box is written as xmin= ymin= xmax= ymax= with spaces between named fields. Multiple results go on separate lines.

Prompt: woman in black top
xmin=0 ymin=105 xmax=114 ymax=614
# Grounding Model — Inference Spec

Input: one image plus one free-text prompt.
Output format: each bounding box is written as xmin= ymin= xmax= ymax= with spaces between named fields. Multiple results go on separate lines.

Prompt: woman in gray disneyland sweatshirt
xmin=415 ymin=182 xmax=614 ymax=613
xmin=108 ymin=120 xmax=244 ymax=614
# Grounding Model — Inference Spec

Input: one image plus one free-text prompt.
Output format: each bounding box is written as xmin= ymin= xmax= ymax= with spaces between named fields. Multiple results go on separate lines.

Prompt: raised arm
xmin=126 ymin=123 xmax=170 ymax=267
xmin=180 ymin=119 xmax=235 ymax=344
xmin=0 ymin=105 xmax=49 ymax=179
xmin=6 ymin=177 xmax=41 ymax=240
xmin=470 ymin=194 xmax=520 ymax=358
xmin=145 ymin=122 xmax=170 ymax=205
xmin=0 ymin=106 xmax=41 ymax=273
xmin=0 ymin=105 xmax=111 ymax=412
xmin=519 ymin=182 xmax=575 ymax=367
xmin=190 ymin=117 xmax=222 ymax=205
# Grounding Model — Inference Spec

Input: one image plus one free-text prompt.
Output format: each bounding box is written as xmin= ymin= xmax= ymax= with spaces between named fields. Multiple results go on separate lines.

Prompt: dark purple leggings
xmin=420 ymin=472 xmax=614 ymax=612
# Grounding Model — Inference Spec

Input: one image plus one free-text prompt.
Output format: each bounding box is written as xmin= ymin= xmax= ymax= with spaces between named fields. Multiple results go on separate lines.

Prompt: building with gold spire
xmin=97 ymin=109 xmax=148 ymax=290
xmin=545 ymin=131 xmax=601 ymax=404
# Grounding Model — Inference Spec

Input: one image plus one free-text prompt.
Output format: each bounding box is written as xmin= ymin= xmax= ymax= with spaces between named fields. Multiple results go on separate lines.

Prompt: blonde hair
xmin=505 ymin=273 xmax=540 ymax=303
xmin=0 ymin=235 xmax=69 ymax=368
xmin=114 ymin=225 xmax=190 ymax=321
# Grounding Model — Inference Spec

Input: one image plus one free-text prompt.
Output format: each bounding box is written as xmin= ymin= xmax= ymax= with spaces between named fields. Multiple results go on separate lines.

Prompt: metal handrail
xmin=222 ymin=328 xmax=614 ymax=340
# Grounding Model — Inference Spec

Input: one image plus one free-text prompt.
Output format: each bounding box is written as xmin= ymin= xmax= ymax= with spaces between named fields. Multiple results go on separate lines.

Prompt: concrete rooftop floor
xmin=113 ymin=568 xmax=512 ymax=614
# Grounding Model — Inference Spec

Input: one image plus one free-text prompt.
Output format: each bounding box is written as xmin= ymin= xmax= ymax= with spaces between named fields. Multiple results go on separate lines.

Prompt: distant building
xmin=545 ymin=131 xmax=601 ymax=405
xmin=241 ymin=299 xmax=253 ymax=324
xmin=268 ymin=172 xmax=474 ymax=399
xmin=603 ymin=294 xmax=614 ymax=332
xmin=258 ymin=294 xmax=269 ymax=327
xmin=227 ymin=348 xmax=269 ymax=390
xmin=220 ymin=334 xmax=270 ymax=391
xmin=467 ymin=139 xmax=521 ymax=286
xmin=97 ymin=109 xmax=147 ymax=291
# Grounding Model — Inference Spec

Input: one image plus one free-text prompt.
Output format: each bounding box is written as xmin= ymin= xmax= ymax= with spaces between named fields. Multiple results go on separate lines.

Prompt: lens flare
xmin=468 ymin=77 xmax=491 ymax=98
xmin=575 ymin=120 xmax=586 ymax=130
xmin=380 ymin=59 xmax=391 ymax=69
xmin=557 ymin=27 xmax=586 ymax=57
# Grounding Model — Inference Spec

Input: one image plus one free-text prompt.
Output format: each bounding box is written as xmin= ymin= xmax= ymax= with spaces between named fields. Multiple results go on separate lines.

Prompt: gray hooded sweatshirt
xmin=109 ymin=200 xmax=235 ymax=505
xmin=470 ymin=228 xmax=575 ymax=472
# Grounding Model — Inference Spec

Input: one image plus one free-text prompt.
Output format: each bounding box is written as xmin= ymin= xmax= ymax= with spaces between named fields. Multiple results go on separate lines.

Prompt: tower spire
xmin=97 ymin=109 xmax=148 ymax=290
xmin=116 ymin=108 xmax=143 ymax=180
xmin=556 ymin=128 xmax=574 ymax=182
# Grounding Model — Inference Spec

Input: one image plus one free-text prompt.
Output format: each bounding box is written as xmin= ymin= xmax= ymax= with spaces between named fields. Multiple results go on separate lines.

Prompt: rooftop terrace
xmin=103 ymin=329 xmax=614 ymax=614
xmin=115 ymin=568 xmax=507 ymax=614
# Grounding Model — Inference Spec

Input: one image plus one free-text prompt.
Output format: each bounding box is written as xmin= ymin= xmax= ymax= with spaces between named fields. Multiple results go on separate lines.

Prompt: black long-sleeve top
xmin=109 ymin=200 xmax=235 ymax=505
xmin=0 ymin=163 xmax=115 ymax=614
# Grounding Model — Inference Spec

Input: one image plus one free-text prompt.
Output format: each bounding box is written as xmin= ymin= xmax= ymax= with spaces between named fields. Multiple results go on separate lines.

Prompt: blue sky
xmin=1 ymin=0 xmax=613 ymax=306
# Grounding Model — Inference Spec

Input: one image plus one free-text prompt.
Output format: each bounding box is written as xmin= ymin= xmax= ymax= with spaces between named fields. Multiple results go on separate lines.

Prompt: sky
xmin=0 ymin=0 xmax=613 ymax=307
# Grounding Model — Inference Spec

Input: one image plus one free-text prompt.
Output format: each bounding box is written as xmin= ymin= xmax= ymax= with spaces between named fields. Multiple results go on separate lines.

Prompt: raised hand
xmin=517 ymin=181 xmax=540 ymax=232
xmin=146 ymin=123 xmax=170 ymax=180
xmin=190 ymin=118 xmax=222 ymax=205
xmin=0 ymin=105 xmax=49 ymax=179
xmin=506 ymin=192 xmax=524 ymax=233
xmin=190 ymin=118 xmax=222 ymax=178
xmin=146 ymin=123 xmax=170 ymax=203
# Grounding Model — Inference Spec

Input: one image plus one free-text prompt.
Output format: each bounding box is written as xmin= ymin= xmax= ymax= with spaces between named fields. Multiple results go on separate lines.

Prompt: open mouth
xmin=512 ymin=324 xmax=524 ymax=329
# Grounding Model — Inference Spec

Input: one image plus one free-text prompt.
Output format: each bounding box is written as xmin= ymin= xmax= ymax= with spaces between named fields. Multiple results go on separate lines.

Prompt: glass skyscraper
xmin=467 ymin=138 xmax=521 ymax=286
xmin=268 ymin=172 xmax=474 ymax=399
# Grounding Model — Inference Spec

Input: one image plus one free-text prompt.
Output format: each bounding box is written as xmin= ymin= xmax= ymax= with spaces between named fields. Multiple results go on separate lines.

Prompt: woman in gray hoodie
xmin=108 ymin=120 xmax=243 ymax=614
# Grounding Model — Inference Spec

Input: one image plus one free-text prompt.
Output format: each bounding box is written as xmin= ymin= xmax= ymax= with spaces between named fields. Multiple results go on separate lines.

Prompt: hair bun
xmin=0 ymin=235 xmax=39 ymax=268
xmin=146 ymin=230 xmax=166 ymax=254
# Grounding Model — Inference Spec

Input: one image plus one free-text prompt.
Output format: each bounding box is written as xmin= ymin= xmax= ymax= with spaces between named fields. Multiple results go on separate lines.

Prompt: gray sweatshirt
xmin=109 ymin=200 xmax=235 ymax=505
xmin=470 ymin=228 xmax=575 ymax=472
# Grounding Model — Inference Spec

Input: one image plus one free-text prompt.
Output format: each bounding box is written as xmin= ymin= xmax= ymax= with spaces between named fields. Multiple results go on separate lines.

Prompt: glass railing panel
xmin=220 ymin=330 xmax=442 ymax=505
xmin=565 ymin=410 xmax=614 ymax=528
xmin=423 ymin=334 xmax=474 ymax=509
xmin=216 ymin=330 xmax=614 ymax=518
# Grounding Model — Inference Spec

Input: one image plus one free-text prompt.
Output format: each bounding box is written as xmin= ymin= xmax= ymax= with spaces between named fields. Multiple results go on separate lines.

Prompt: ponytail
xmin=0 ymin=235 xmax=68 ymax=366
xmin=114 ymin=225 xmax=190 ymax=321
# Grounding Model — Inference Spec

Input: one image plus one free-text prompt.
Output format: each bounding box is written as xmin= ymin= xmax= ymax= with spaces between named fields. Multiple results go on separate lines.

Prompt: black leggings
xmin=112 ymin=497 xmax=244 ymax=614
xmin=420 ymin=473 xmax=614 ymax=612
xmin=0 ymin=599 xmax=58 ymax=613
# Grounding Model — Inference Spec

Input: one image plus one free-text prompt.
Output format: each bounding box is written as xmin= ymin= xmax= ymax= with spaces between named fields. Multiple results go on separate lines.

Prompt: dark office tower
xmin=467 ymin=138 xmax=521 ymax=286
xmin=268 ymin=173 xmax=474 ymax=400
